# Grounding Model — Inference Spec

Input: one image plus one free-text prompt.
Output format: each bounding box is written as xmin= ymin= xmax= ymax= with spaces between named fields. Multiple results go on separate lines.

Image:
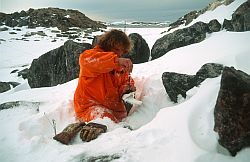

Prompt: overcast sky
xmin=0 ymin=0 xmax=214 ymax=22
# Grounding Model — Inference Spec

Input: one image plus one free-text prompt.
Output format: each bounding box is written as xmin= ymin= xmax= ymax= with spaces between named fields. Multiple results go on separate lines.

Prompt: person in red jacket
xmin=73 ymin=29 xmax=136 ymax=141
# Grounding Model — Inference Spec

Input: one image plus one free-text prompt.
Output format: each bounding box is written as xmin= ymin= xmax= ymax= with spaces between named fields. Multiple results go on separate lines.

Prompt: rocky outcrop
xmin=151 ymin=22 xmax=209 ymax=60
xmin=223 ymin=1 xmax=250 ymax=31
xmin=27 ymin=40 xmax=91 ymax=88
xmin=162 ymin=63 xmax=223 ymax=103
xmin=168 ymin=11 xmax=199 ymax=31
xmin=125 ymin=33 xmax=150 ymax=64
xmin=0 ymin=81 xmax=20 ymax=93
xmin=151 ymin=19 xmax=222 ymax=60
xmin=214 ymin=66 xmax=250 ymax=156
xmin=0 ymin=101 xmax=40 ymax=111
xmin=168 ymin=0 xmax=234 ymax=31
xmin=0 ymin=8 xmax=106 ymax=31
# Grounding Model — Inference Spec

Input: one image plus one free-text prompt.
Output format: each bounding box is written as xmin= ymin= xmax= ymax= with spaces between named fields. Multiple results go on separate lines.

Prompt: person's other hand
xmin=80 ymin=123 xmax=107 ymax=142
xmin=117 ymin=58 xmax=133 ymax=73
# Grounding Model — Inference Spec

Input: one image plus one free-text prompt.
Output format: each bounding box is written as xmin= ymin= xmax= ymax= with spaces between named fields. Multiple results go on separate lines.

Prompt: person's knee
xmin=78 ymin=106 xmax=118 ymax=123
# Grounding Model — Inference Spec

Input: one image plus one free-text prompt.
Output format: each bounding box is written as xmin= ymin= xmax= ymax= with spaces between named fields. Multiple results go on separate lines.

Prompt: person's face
xmin=111 ymin=45 xmax=125 ymax=57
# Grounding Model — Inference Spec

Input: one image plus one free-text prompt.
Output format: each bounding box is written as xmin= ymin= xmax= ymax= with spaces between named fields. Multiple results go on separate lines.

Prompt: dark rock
xmin=214 ymin=66 xmax=250 ymax=156
xmin=195 ymin=63 xmax=224 ymax=84
xmin=0 ymin=8 xmax=106 ymax=31
xmin=151 ymin=22 xmax=209 ymax=60
xmin=231 ymin=1 xmax=250 ymax=31
xmin=162 ymin=63 xmax=223 ymax=103
xmin=18 ymin=68 xmax=29 ymax=79
xmin=223 ymin=19 xmax=234 ymax=31
xmin=223 ymin=1 xmax=250 ymax=31
xmin=168 ymin=10 xmax=199 ymax=31
xmin=8 ymin=82 xmax=20 ymax=88
xmin=126 ymin=33 xmax=150 ymax=64
xmin=0 ymin=82 xmax=11 ymax=93
xmin=10 ymin=69 xmax=19 ymax=74
xmin=162 ymin=72 xmax=196 ymax=103
xmin=168 ymin=0 xmax=234 ymax=31
xmin=9 ymin=32 xmax=17 ymax=34
xmin=0 ymin=101 xmax=40 ymax=111
xmin=0 ymin=81 xmax=20 ymax=93
xmin=0 ymin=27 xmax=9 ymax=31
xmin=79 ymin=154 xmax=121 ymax=162
xmin=208 ymin=19 xmax=221 ymax=32
xmin=27 ymin=40 xmax=92 ymax=88
xmin=0 ymin=12 xmax=7 ymax=21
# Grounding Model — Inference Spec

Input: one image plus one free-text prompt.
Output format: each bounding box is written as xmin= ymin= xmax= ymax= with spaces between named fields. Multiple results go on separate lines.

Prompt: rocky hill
xmin=0 ymin=7 xmax=106 ymax=31
xmin=168 ymin=0 xmax=234 ymax=31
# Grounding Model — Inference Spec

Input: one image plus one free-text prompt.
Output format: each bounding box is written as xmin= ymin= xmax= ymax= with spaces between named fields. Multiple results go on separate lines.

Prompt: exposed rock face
xmin=126 ymin=33 xmax=150 ymax=64
xmin=27 ymin=40 xmax=92 ymax=88
xmin=214 ymin=66 xmax=250 ymax=156
xmin=151 ymin=22 xmax=210 ymax=60
xmin=0 ymin=8 xmax=106 ymax=31
xmin=162 ymin=63 xmax=223 ymax=103
xmin=223 ymin=1 xmax=250 ymax=31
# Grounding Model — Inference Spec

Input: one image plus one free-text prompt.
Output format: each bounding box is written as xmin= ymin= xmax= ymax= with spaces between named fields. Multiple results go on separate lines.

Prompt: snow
xmin=190 ymin=0 xmax=247 ymax=25
xmin=1 ymin=1 xmax=250 ymax=161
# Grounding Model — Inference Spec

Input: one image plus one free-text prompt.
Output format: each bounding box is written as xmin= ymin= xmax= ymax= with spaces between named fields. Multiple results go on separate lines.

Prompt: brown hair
xmin=98 ymin=29 xmax=131 ymax=54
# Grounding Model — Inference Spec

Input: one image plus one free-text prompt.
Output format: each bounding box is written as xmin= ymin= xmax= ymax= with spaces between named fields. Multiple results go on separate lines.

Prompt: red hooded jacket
xmin=74 ymin=46 xmax=134 ymax=122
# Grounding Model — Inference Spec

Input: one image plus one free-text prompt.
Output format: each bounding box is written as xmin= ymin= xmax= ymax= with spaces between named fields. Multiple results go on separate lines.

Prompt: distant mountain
xmin=106 ymin=21 xmax=171 ymax=28
xmin=0 ymin=7 xmax=106 ymax=31
xmin=168 ymin=0 xmax=234 ymax=30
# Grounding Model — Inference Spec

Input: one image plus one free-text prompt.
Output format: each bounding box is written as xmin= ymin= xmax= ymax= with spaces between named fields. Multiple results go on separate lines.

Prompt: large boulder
xmin=126 ymin=33 xmax=150 ymax=64
xmin=151 ymin=22 xmax=210 ymax=60
xmin=27 ymin=40 xmax=91 ymax=88
xmin=223 ymin=1 xmax=250 ymax=31
xmin=162 ymin=63 xmax=223 ymax=103
xmin=208 ymin=19 xmax=221 ymax=32
xmin=214 ymin=66 xmax=250 ymax=156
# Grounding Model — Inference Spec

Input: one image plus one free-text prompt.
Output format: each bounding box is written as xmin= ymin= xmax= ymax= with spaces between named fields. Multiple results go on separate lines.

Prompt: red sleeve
xmin=79 ymin=48 xmax=119 ymax=77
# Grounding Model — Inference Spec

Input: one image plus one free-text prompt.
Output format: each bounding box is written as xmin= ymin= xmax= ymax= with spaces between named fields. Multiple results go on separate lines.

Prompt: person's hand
xmin=117 ymin=58 xmax=133 ymax=73
xmin=80 ymin=123 xmax=107 ymax=142
xmin=53 ymin=122 xmax=85 ymax=145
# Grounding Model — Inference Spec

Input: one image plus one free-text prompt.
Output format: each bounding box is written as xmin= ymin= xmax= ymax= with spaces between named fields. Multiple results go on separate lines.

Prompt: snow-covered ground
xmin=0 ymin=0 xmax=250 ymax=161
